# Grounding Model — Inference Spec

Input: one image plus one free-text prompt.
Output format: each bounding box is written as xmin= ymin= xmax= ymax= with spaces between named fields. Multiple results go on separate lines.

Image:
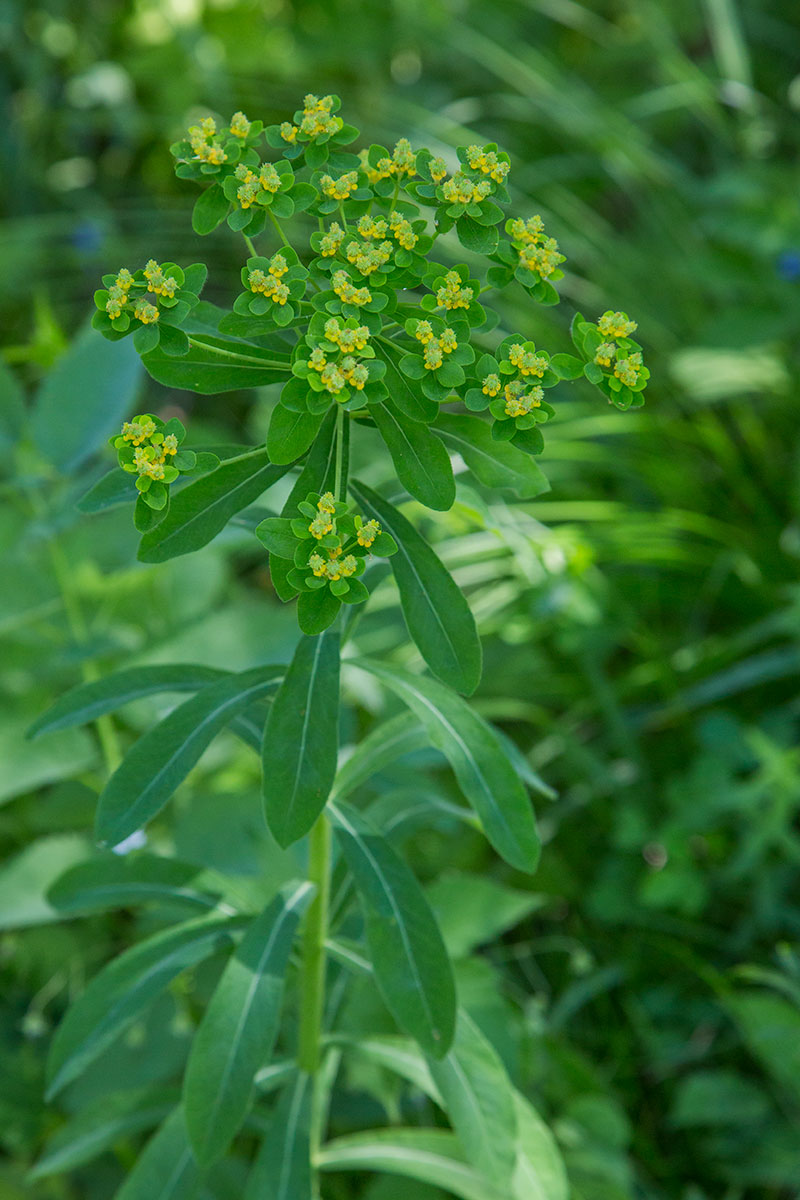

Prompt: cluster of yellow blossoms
xmin=188 ymin=116 xmax=226 ymax=165
xmin=324 ymin=317 xmax=370 ymax=353
xmin=229 ymin=111 xmax=251 ymax=139
xmin=507 ymin=215 xmax=565 ymax=281
xmin=120 ymin=417 xmax=179 ymax=481
xmin=143 ymin=260 xmax=178 ymax=298
xmin=332 ymin=271 xmax=371 ymax=307
xmin=247 ymin=253 xmax=290 ymax=305
xmin=305 ymin=494 xmax=381 ymax=581
xmin=466 ymin=144 xmax=509 ymax=184
xmin=592 ymin=312 xmax=644 ymax=386
xmin=502 ymin=380 xmax=544 ymax=418
xmin=359 ymin=138 xmax=417 ymax=184
xmin=281 ymin=95 xmax=342 ymax=144
xmin=508 ymin=343 xmax=547 ymax=377
xmin=320 ymin=171 xmax=359 ymax=200
xmin=105 ymin=266 xmax=165 ymax=324
xmin=442 ymin=172 xmax=494 ymax=206
xmin=346 ymin=238 xmax=393 ymax=276
xmin=235 ymin=162 xmax=282 ymax=207
xmin=414 ymin=320 xmax=458 ymax=370
xmin=308 ymin=347 xmax=369 ymax=394
xmin=435 ymin=269 xmax=474 ymax=310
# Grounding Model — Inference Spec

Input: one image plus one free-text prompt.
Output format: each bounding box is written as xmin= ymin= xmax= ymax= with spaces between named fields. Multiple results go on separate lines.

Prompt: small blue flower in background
xmin=777 ymin=249 xmax=800 ymax=281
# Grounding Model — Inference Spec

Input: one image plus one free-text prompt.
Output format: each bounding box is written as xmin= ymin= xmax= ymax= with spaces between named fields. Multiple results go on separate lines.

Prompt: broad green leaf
xmin=297 ymin=587 xmax=342 ymax=635
xmin=370 ymin=400 xmax=455 ymax=511
xmin=30 ymin=1086 xmax=177 ymax=1180
xmin=380 ymin=351 xmax=439 ymax=424
xmin=47 ymin=852 xmax=219 ymax=914
xmin=192 ymin=182 xmax=229 ymax=234
xmin=727 ymin=989 xmax=800 ymax=1105
xmin=511 ymin=1093 xmax=569 ymax=1200
xmin=349 ymin=480 xmax=481 ymax=694
xmin=329 ymin=800 xmax=456 ymax=1057
xmin=427 ymin=1010 xmax=518 ymax=1185
xmin=245 ymin=1072 xmax=313 ymax=1200
xmin=77 ymin=467 xmax=137 ymax=513
xmin=267 ymin=404 xmax=326 ymax=465
xmin=142 ymin=334 xmax=290 ymax=393
xmin=31 ymin=323 xmax=142 ymax=472
xmin=114 ymin=1108 xmax=201 ymax=1200
xmin=0 ymin=834 xmax=90 ymax=929
xmin=262 ymin=633 xmax=340 ymax=848
xmin=28 ymin=664 xmax=226 ymax=737
xmin=137 ymin=452 xmax=290 ymax=563
xmin=183 ymin=881 xmax=314 ymax=1165
xmin=46 ymin=913 xmax=244 ymax=1098
xmin=331 ymin=710 xmax=428 ymax=800
xmin=318 ymin=1129 xmax=505 ymax=1200
xmin=96 ymin=667 xmax=283 ymax=848
xmin=427 ymin=873 xmax=547 ymax=958
xmin=358 ymin=662 xmax=540 ymax=874
xmin=433 ymin=413 xmax=549 ymax=499
xmin=0 ymin=716 xmax=94 ymax=806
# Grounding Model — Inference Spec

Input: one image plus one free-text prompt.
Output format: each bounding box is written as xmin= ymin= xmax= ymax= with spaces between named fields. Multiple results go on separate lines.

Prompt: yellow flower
xmin=439 ymin=328 xmax=457 ymax=354
xmin=133 ymin=299 xmax=159 ymax=325
xmin=441 ymin=172 xmax=493 ymax=205
xmin=318 ymin=492 xmax=336 ymax=514
xmin=391 ymin=137 xmax=417 ymax=178
xmin=519 ymin=236 xmax=564 ymax=280
xmin=321 ymin=364 xmax=346 ymax=394
xmin=414 ymin=320 xmax=435 ymax=345
xmin=188 ymin=117 xmax=227 ymax=165
xmin=332 ymin=271 xmax=371 ymax=306
xmin=507 ymin=215 xmax=544 ymax=246
xmin=106 ymin=285 xmax=126 ymax=320
xmin=259 ymin=163 xmax=282 ymax=194
xmin=508 ymin=344 xmax=547 ymax=376
xmin=598 ymin=311 xmax=638 ymax=339
xmin=133 ymin=446 xmax=165 ymax=480
xmin=309 ymin=512 xmax=334 ymax=539
xmin=122 ymin=416 xmax=156 ymax=446
xmin=613 ymin=351 xmax=643 ymax=387
xmin=229 ymin=111 xmax=251 ymax=139
xmin=428 ymin=156 xmax=448 ymax=183
xmin=320 ymin=222 xmax=345 ymax=257
xmin=594 ymin=342 xmax=616 ymax=367
xmin=144 ymin=260 xmax=178 ymax=298
xmin=482 ymin=373 xmax=501 ymax=397
xmin=357 ymin=518 xmax=381 ymax=547
xmin=345 ymin=239 xmax=392 ymax=276
xmin=423 ymin=341 xmax=444 ymax=371
xmin=503 ymin=381 xmax=543 ymax=417
xmin=466 ymin=144 xmax=509 ymax=183
xmin=388 ymin=212 xmax=417 ymax=251
xmin=321 ymin=171 xmax=359 ymax=201
xmin=309 ymin=552 xmax=327 ymax=577
xmin=298 ymin=94 xmax=341 ymax=139
xmin=308 ymin=348 xmax=327 ymax=372
xmin=357 ymin=214 xmax=388 ymax=239
xmin=115 ymin=268 xmax=134 ymax=292
xmin=435 ymin=269 xmax=473 ymax=310
xmin=280 ymin=122 xmax=298 ymax=144
xmin=269 ymin=253 xmax=288 ymax=278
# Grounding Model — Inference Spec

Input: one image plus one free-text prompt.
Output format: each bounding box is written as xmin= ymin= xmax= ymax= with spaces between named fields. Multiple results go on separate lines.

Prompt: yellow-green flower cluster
xmin=345 ymin=238 xmax=393 ymax=276
xmin=105 ymin=268 xmax=134 ymax=320
xmin=359 ymin=137 xmax=417 ymax=184
xmin=481 ymin=373 xmax=501 ymax=397
xmin=320 ymin=171 xmax=359 ymax=200
xmin=304 ymin=494 xmax=383 ymax=579
xmin=248 ymin=253 xmax=290 ymax=305
xmin=591 ymin=313 xmax=643 ymax=385
xmin=436 ymin=269 xmax=474 ymax=311
xmin=414 ymin=320 xmax=458 ymax=370
xmin=597 ymin=311 xmax=638 ymax=339
xmin=388 ymin=211 xmax=418 ymax=250
xmin=502 ymin=380 xmax=544 ymax=418
xmin=319 ymin=223 xmax=345 ymax=257
xmin=357 ymin=215 xmax=388 ymax=239
xmin=120 ymin=417 xmax=179 ymax=481
xmin=466 ymin=144 xmax=509 ymax=183
xmin=308 ymin=348 xmax=369 ymax=394
xmin=428 ymin=156 xmax=448 ymax=184
xmin=324 ymin=317 xmax=370 ymax=353
xmin=508 ymin=342 xmax=547 ymax=377
xmin=507 ymin=214 xmax=565 ymax=280
xmin=332 ymin=271 xmax=371 ymax=307
xmin=235 ymin=162 xmax=282 ymax=207
xmin=442 ymin=173 xmax=493 ymax=205
xmin=281 ymin=94 xmax=342 ymax=144
xmin=143 ymin=260 xmax=178 ymax=299
xmin=188 ymin=116 xmax=226 ymax=165
xmin=229 ymin=111 xmax=252 ymax=139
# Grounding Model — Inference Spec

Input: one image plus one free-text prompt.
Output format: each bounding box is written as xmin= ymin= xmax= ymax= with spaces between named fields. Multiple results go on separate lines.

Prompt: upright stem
xmin=243 ymin=233 xmax=257 ymax=258
xmin=334 ymin=406 xmax=345 ymax=501
xmin=298 ymin=814 xmax=332 ymax=1074
xmin=268 ymin=209 xmax=292 ymax=249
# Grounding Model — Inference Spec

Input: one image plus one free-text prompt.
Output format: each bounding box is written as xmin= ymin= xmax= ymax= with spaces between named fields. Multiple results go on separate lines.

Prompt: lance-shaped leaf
xmin=331 ymin=710 xmax=428 ymax=800
xmin=511 ymin=1092 xmax=569 ymax=1200
xmin=329 ymin=800 xmax=455 ymax=1057
xmin=142 ymin=333 xmax=290 ymax=393
xmin=350 ymin=479 xmax=481 ymax=694
xmin=357 ymin=661 xmax=540 ymax=873
xmin=28 ymin=664 xmax=226 ymax=737
xmin=96 ymin=667 xmax=283 ymax=848
xmin=30 ymin=1086 xmax=178 ymax=1180
xmin=46 ymin=914 xmax=244 ymax=1099
xmin=267 ymin=404 xmax=326 ymax=465
xmin=318 ymin=1129 xmax=505 ymax=1200
xmin=77 ymin=467 xmax=138 ymax=513
xmin=137 ymin=451 xmax=290 ymax=563
xmin=262 ymin=633 xmax=340 ymax=848
xmin=47 ymin=852 xmax=218 ymax=915
xmin=244 ymin=1072 xmax=313 ymax=1200
xmin=114 ymin=1108 xmax=201 ymax=1200
xmin=427 ymin=1009 xmax=518 ymax=1185
xmin=183 ymin=881 xmax=315 ymax=1165
xmin=370 ymin=399 xmax=455 ymax=511
xmin=380 ymin=350 xmax=439 ymax=424
xmin=433 ymin=413 xmax=549 ymax=499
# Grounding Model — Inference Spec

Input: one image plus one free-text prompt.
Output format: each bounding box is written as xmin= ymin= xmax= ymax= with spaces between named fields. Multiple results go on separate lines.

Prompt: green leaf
xmin=192 ymin=183 xmax=230 ymax=235
xmin=267 ymin=405 xmax=326 ymax=465
xmin=183 ymin=881 xmax=314 ymax=1164
xmin=331 ymin=710 xmax=428 ymax=800
xmin=319 ymin=1129 xmax=505 ymax=1200
xmin=263 ymin=633 xmax=340 ymax=847
xmin=358 ymin=661 xmax=540 ymax=873
xmin=329 ymin=800 xmax=456 ymax=1057
xmin=456 ymin=216 xmax=499 ymax=255
xmin=549 ymin=352 xmax=585 ymax=380
xmin=31 ymin=323 xmax=142 ymax=473
xmin=511 ymin=1093 xmax=569 ymax=1200
xmin=427 ymin=873 xmax=547 ymax=958
xmin=28 ymin=664 xmax=226 ymax=736
xmin=245 ymin=1072 xmax=313 ymax=1200
xmin=349 ymin=480 xmax=481 ymax=694
xmin=47 ymin=852 xmax=218 ymax=915
xmin=96 ymin=667 xmax=283 ymax=848
xmin=297 ymin=588 xmax=342 ymax=635
xmin=727 ymin=989 xmax=800 ymax=1105
xmin=427 ymin=1010 xmax=518 ymax=1184
xmin=142 ymin=334 xmax=290 ymax=394
xmin=46 ymin=914 xmax=244 ymax=1098
xmin=137 ymin=451 xmax=290 ymax=563
xmin=77 ymin=467 xmax=137 ymax=513
xmin=30 ymin=1087 xmax=177 ymax=1180
xmin=433 ymin=413 xmax=549 ymax=499
xmin=381 ymin=352 xmax=439 ymax=423
xmin=0 ymin=835 xmax=90 ymax=930
xmin=370 ymin=400 xmax=455 ymax=511
xmin=114 ymin=1108 xmax=202 ymax=1200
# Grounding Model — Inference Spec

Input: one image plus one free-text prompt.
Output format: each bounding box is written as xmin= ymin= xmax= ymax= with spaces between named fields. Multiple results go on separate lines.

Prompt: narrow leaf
xmin=245 ymin=1072 xmax=313 ymax=1200
xmin=47 ymin=852 xmax=218 ymax=914
xmin=329 ymin=800 xmax=456 ymax=1057
xmin=96 ymin=667 xmax=283 ymax=848
xmin=142 ymin=335 xmax=290 ymax=393
xmin=77 ymin=467 xmax=137 ymax=513
xmin=331 ymin=710 xmax=427 ymax=800
xmin=350 ymin=479 xmax=481 ymax=694
xmin=28 ymin=664 xmax=226 ymax=737
xmin=357 ymin=661 xmax=540 ymax=873
xmin=137 ymin=452 xmax=290 ymax=563
xmin=114 ymin=1108 xmax=201 ymax=1200
xmin=183 ymin=881 xmax=314 ymax=1165
xmin=371 ymin=399 xmax=455 ymax=511
xmin=511 ymin=1092 xmax=569 ymax=1200
xmin=267 ymin=405 xmax=325 ymax=465
xmin=262 ymin=633 xmax=340 ymax=848
xmin=433 ymin=413 xmax=549 ymax=499
xmin=46 ymin=914 xmax=243 ymax=1098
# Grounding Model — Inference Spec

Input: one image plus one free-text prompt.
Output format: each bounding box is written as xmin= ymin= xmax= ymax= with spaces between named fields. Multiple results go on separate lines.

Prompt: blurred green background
xmin=3 ymin=0 xmax=800 ymax=1196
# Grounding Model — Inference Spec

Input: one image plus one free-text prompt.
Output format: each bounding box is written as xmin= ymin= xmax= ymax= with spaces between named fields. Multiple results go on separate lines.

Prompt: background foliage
xmin=2 ymin=0 xmax=800 ymax=1196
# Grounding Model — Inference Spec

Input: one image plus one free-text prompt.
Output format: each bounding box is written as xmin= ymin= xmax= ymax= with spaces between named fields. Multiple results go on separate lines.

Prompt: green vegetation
xmin=3 ymin=2 xmax=800 ymax=1198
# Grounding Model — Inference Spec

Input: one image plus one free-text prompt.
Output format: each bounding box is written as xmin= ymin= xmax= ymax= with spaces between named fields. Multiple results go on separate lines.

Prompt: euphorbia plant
xmin=33 ymin=94 xmax=648 ymax=1198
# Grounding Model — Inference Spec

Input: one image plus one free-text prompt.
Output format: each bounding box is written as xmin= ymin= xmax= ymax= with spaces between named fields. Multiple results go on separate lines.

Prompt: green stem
xmin=334 ymin=406 xmax=346 ymax=501
xmin=389 ymin=179 xmax=400 ymax=213
xmin=243 ymin=233 xmax=257 ymax=257
xmin=267 ymin=209 xmax=292 ymax=249
xmin=298 ymin=815 xmax=332 ymax=1074
xmin=338 ymin=200 xmax=349 ymax=232
xmin=186 ymin=336 xmax=288 ymax=369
